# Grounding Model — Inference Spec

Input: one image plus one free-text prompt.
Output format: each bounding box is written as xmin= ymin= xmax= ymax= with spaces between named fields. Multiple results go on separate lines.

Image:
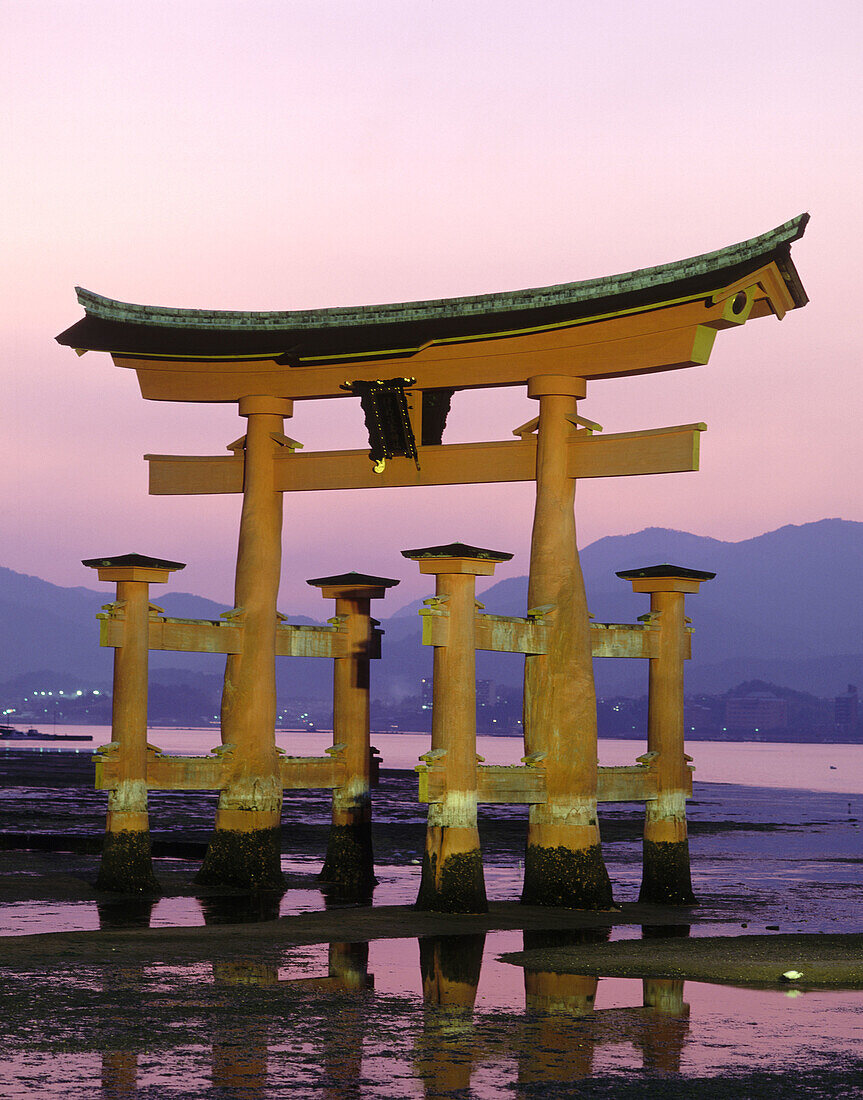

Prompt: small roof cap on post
xmin=82 ymin=553 xmax=186 ymax=584
xmin=306 ymin=570 xmax=400 ymax=600
xmin=616 ymin=563 xmax=715 ymax=594
xmin=401 ymin=541 xmax=513 ymax=576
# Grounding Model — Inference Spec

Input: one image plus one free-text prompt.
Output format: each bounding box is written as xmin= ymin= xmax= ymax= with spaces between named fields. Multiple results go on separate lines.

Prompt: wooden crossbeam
xmin=94 ymin=751 xmax=346 ymax=792
xmin=474 ymin=613 xmax=549 ymax=654
xmin=591 ymin=622 xmax=692 ymax=660
xmin=416 ymin=760 xmax=689 ymax=805
xmin=96 ymin=613 xmax=348 ymax=658
xmin=569 ymin=423 xmax=705 ymax=479
xmin=123 ymin=309 xmax=723 ymax=402
xmin=99 ymin=615 xmax=244 ymax=654
xmin=417 ymin=611 xmax=691 ymax=660
xmin=146 ymin=423 xmax=705 ymax=497
xmin=276 ymin=621 xmax=348 ymax=659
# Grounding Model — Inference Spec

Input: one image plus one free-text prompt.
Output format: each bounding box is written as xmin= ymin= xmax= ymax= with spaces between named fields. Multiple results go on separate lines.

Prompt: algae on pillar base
xmin=404 ymin=542 xmax=512 ymax=914
xmin=307 ymin=571 xmax=399 ymax=898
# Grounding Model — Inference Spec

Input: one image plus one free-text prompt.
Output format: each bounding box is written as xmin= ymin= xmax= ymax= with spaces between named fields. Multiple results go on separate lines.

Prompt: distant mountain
xmin=0 ymin=568 xmax=330 ymax=699
xmin=376 ymin=519 xmax=863 ymax=698
xmin=1 ymin=519 xmax=860 ymax=700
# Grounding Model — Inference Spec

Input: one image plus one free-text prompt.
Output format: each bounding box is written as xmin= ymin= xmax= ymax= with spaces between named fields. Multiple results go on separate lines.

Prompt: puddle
xmin=1 ymin=931 xmax=861 ymax=1097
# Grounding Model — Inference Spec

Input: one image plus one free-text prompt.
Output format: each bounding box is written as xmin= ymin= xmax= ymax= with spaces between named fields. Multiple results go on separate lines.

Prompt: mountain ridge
xmin=1 ymin=519 xmax=860 ymax=698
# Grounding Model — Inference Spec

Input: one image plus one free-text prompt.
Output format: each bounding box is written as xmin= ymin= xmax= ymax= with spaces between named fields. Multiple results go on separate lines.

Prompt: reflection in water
xmin=95 ymin=897 xmax=156 ymax=930
xmin=320 ymin=882 xmax=375 ymax=909
xmin=81 ymin=909 xmax=855 ymax=1098
xmin=198 ymin=888 xmax=284 ymax=925
xmin=520 ymin=929 xmax=608 ymax=1087
xmin=212 ymin=957 xmax=274 ymax=1098
xmin=639 ymin=923 xmax=691 ymax=1073
xmin=100 ymin=1050 xmax=137 ymax=1100
xmin=97 ymin=905 xmax=150 ymax=1098
xmin=417 ymin=934 xmax=485 ymax=1097
xmin=321 ymin=943 xmax=371 ymax=1100
xmin=641 ymin=978 xmax=690 ymax=1073
xmin=641 ymin=923 xmax=692 ymax=939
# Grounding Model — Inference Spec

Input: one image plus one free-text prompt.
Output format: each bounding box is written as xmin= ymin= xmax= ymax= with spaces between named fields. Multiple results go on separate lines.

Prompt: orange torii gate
xmin=57 ymin=214 xmax=809 ymax=904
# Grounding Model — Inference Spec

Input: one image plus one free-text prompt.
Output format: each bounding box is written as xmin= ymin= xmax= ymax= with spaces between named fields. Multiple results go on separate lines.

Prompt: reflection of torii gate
xmin=57 ymin=214 xmax=809 ymax=905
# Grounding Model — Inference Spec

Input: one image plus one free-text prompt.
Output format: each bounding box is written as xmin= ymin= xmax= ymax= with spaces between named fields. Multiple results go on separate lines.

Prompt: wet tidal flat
xmin=2 ymin=926 xmax=863 ymax=1098
xmin=1 ymin=749 xmax=862 ymax=1096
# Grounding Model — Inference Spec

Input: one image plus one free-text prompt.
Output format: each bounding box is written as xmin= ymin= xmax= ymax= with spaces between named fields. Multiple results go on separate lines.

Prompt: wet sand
xmin=504 ymin=929 xmax=863 ymax=988
xmin=2 ymin=755 xmax=862 ymax=1096
xmin=1 ymin=895 xmax=861 ymax=989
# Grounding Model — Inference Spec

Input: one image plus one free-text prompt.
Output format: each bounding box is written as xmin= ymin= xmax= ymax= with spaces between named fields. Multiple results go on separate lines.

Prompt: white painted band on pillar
xmin=529 ymin=795 xmax=598 ymax=827
xmin=646 ymin=789 xmax=688 ymax=821
xmin=428 ymin=789 xmax=479 ymax=828
xmin=217 ymin=775 xmax=283 ymax=813
xmin=108 ymin=779 xmax=148 ymax=814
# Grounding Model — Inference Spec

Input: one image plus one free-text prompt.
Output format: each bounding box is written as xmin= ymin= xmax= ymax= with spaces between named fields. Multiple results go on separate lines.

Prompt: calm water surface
xmin=2 ymin=729 xmax=861 ymax=1096
xmin=5 ymin=724 xmax=862 ymax=789
xmin=1 ymin=932 xmax=862 ymax=1097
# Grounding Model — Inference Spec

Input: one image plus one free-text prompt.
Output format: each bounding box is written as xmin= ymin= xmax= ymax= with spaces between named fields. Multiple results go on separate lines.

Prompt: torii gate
xmin=57 ymin=214 xmax=809 ymax=903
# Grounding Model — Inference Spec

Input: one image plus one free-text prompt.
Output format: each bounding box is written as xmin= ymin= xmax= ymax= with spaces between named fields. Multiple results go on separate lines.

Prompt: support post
xmin=617 ymin=565 xmax=714 ymax=904
xmin=82 ymin=553 xmax=185 ymax=892
xmin=403 ymin=543 xmax=511 ymax=913
xmin=522 ymin=375 xmax=613 ymax=908
xmin=198 ymin=395 xmax=293 ymax=888
xmin=306 ymin=571 xmax=399 ymax=896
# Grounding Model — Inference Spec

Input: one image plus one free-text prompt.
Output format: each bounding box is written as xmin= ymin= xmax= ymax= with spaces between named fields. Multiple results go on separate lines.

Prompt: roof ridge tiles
xmin=70 ymin=214 xmax=808 ymax=333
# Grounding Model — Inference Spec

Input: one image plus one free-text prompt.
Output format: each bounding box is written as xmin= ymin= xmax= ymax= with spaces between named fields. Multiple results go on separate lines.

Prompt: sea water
xmin=1 ymin=729 xmax=862 ymax=1096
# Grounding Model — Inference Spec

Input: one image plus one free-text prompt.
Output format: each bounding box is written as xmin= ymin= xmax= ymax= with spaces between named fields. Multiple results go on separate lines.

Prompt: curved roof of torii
xmin=57 ymin=215 xmax=808 ymax=368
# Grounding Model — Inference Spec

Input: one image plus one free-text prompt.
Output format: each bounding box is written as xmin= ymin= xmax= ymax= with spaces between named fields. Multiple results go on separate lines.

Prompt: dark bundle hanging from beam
xmin=420 ymin=388 xmax=454 ymax=446
xmin=345 ymin=377 xmax=420 ymax=470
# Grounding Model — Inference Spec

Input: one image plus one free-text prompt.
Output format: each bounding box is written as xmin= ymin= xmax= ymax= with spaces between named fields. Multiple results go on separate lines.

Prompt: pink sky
xmin=2 ymin=1 xmax=861 ymax=616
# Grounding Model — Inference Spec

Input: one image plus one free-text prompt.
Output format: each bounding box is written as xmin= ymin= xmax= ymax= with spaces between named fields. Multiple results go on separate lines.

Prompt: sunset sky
xmin=3 ymin=1 xmax=861 ymax=616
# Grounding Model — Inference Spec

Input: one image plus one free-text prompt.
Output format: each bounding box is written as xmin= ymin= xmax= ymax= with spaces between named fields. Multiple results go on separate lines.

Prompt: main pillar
xmin=198 ymin=395 xmax=293 ymax=888
xmin=522 ymin=375 xmax=613 ymax=908
xmin=618 ymin=565 xmax=714 ymax=904
xmin=83 ymin=553 xmax=185 ymax=892
xmin=403 ymin=543 xmax=510 ymax=913
xmin=307 ymin=571 xmax=399 ymax=896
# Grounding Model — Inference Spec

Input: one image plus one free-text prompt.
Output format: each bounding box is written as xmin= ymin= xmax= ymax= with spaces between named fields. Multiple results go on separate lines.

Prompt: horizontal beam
xmin=416 ymin=761 xmax=691 ymax=804
xmin=597 ymin=765 xmax=658 ymax=802
xmin=417 ymin=763 xmax=546 ymax=805
xmin=97 ymin=615 xmax=348 ymax=658
xmin=591 ymin=623 xmax=657 ymax=659
xmin=146 ymin=422 xmax=704 ymax=496
xmin=94 ymin=752 xmax=346 ymax=791
xmin=276 ymin=622 xmax=348 ymax=659
xmin=569 ymin=423 xmax=704 ymax=479
xmin=121 ymin=296 xmax=738 ymax=402
xmin=474 ymin=613 xmax=549 ymax=654
xmin=94 ymin=753 xmax=225 ymax=791
xmin=99 ymin=616 xmax=243 ymax=654
xmin=418 ymin=614 xmax=691 ymax=660
xmin=147 ymin=454 xmax=242 ymax=495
